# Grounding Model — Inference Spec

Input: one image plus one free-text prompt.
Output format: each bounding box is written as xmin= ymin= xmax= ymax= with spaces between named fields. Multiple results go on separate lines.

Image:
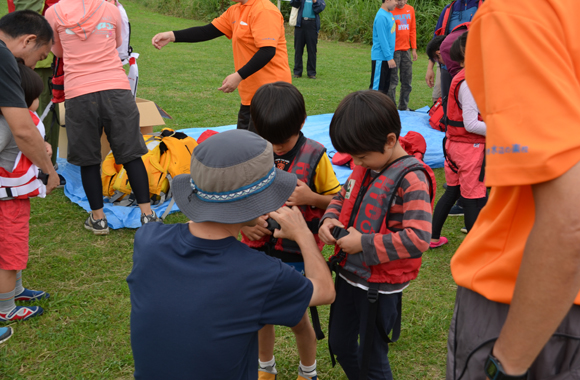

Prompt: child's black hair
xmin=250 ymin=82 xmax=307 ymax=145
xmin=449 ymin=31 xmax=468 ymax=65
xmin=329 ymin=90 xmax=400 ymax=155
xmin=426 ymin=36 xmax=446 ymax=63
xmin=16 ymin=59 xmax=44 ymax=108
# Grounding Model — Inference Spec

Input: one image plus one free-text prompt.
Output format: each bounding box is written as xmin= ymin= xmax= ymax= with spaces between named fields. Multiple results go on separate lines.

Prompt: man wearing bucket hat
xmin=127 ymin=129 xmax=335 ymax=379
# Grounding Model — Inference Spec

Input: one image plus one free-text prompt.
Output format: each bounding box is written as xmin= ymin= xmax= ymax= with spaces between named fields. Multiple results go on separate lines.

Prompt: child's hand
xmin=269 ymin=206 xmax=311 ymax=242
xmin=319 ymin=218 xmax=344 ymax=245
xmin=286 ymin=179 xmax=313 ymax=207
xmin=44 ymin=142 xmax=52 ymax=157
xmin=336 ymin=227 xmax=363 ymax=254
xmin=241 ymin=215 xmax=271 ymax=241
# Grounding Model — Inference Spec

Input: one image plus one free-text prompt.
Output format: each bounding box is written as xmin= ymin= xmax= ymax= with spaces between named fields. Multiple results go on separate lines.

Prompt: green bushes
xmin=127 ymin=0 xmax=448 ymax=49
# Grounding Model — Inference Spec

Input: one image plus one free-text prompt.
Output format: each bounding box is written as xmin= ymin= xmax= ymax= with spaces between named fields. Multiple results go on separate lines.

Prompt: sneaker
xmin=449 ymin=204 xmax=464 ymax=216
xmin=141 ymin=210 xmax=163 ymax=225
xmin=258 ymin=363 xmax=277 ymax=380
xmin=298 ymin=367 xmax=318 ymax=380
xmin=0 ymin=306 xmax=43 ymax=322
xmin=57 ymin=174 xmax=66 ymax=189
xmin=14 ymin=288 xmax=50 ymax=302
xmin=460 ymin=227 xmax=468 ymax=234
xmin=0 ymin=326 xmax=13 ymax=344
xmin=430 ymin=236 xmax=448 ymax=249
xmin=84 ymin=213 xmax=109 ymax=235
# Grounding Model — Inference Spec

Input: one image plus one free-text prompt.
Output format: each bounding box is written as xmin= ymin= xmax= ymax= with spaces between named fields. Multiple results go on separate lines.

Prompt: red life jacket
xmin=242 ymin=138 xmax=327 ymax=255
xmin=330 ymin=156 xmax=434 ymax=284
xmin=0 ymin=112 xmax=46 ymax=199
xmin=446 ymin=69 xmax=485 ymax=144
xmin=51 ymin=57 xmax=65 ymax=104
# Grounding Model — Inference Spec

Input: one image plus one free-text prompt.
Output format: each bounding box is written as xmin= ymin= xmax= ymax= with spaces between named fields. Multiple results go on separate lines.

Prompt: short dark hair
xmin=329 ymin=90 xmax=400 ymax=155
xmin=426 ymin=36 xmax=445 ymax=63
xmin=251 ymin=82 xmax=307 ymax=145
xmin=0 ymin=10 xmax=54 ymax=47
xmin=449 ymin=31 xmax=468 ymax=65
xmin=17 ymin=59 xmax=44 ymax=108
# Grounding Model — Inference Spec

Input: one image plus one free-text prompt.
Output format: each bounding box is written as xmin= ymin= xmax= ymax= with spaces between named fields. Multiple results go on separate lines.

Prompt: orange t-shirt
xmin=212 ymin=0 xmax=291 ymax=106
xmin=451 ymin=0 xmax=580 ymax=305
xmin=391 ymin=4 xmax=416 ymax=51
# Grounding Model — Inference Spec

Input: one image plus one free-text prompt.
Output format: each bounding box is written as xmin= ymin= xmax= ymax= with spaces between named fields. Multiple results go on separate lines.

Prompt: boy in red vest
xmin=241 ymin=82 xmax=340 ymax=380
xmin=319 ymin=90 xmax=433 ymax=380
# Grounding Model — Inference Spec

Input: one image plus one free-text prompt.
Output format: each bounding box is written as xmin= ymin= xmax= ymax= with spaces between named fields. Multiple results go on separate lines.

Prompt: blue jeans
xmin=328 ymin=275 xmax=401 ymax=380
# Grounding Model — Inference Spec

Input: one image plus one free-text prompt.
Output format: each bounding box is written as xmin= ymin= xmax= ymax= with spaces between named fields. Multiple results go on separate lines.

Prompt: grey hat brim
xmin=172 ymin=169 xmax=297 ymax=224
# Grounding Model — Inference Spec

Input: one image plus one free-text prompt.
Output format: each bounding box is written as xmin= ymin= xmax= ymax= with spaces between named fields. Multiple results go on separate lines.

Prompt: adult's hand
xmin=46 ymin=170 xmax=59 ymax=194
xmin=269 ymin=206 xmax=311 ymax=242
xmin=218 ymin=72 xmax=243 ymax=93
xmin=151 ymin=31 xmax=175 ymax=50
xmin=388 ymin=59 xmax=396 ymax=69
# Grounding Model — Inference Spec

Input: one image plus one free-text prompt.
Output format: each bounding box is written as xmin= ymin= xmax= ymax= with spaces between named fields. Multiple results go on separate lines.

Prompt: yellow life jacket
xmin=101 ymin=128 xmax=198 ymax=205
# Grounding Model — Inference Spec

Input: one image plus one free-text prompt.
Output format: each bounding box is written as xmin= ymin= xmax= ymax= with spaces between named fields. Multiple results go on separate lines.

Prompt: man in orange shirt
xmin=151 ymin=0 xmax=291 ymax=132
xmin=387 ymin=0 xmax=416 ymax=110
xmin=447 ymin=1 xmax=580 ymax=379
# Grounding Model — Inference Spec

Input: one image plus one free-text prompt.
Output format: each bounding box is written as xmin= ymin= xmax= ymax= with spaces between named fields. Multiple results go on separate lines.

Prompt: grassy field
xmin=0 ymin=2 xmax=466 ymax=379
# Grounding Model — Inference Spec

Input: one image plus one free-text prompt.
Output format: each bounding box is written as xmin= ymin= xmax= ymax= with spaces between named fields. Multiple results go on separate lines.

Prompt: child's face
xmin=29 ymin=98 xmax=39 ymax=112
xmin=271 ymin=134 xmax=300 ymax=156
xmin=350 ymin=133 xmax=398 ymax=171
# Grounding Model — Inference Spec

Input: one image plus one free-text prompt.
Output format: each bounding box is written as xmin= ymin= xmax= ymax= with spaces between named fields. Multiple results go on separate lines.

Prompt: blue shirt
xmin=371 ymin=8 xmax=396 ymax=61
xmin=302 ymin=0 xmax=315 ymax=19
xmin=128 ymin=223 xmax=313 ymax=380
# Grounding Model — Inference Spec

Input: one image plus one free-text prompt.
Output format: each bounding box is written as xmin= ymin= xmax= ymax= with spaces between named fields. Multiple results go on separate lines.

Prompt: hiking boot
xmin=141 ymin=210 xmax=163 ymax=225
xmin=298 ymin=366 xmax=318 ymax=380
xmin=0 ymin=306 xmax=43 ymax=322
xmin=0 ymin=326 xmax=13 ymax=344
xmin=14 ymin=288 xmax=50 ymax=302
xmin=449 ymin=204 xmax=464 ymax=216
xmin=84 ymin=213 xmax=109 ymax=235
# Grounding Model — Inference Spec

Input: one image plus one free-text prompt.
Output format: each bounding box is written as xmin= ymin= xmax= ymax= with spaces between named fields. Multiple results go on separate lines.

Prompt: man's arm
xmin=270 ymin=206 xmax=335 ymax=306
xmin=1 ymin=107 xmax=59 ymax=193
xmin=492 ymin=160 xmax=580 ymax=375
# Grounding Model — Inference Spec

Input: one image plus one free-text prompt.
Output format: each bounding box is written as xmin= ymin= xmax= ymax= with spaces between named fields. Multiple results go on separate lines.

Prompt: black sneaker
xmin=84 ymin=213 xmax=109 ymax=235
xmin=140 ymin=210 xmax=163 ymax=225
xmin=57 ymin=174 xmax=66 ymax=189
xmin=449 ymin=204 xmax=464 ymax=216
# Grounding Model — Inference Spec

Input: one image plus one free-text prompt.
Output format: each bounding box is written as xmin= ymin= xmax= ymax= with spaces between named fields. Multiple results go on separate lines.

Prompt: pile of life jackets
xmin=101 ymin=128 xmax=198 ymax=206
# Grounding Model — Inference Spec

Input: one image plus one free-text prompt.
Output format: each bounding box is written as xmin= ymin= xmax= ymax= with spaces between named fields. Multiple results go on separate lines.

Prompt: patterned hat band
xmin=190 ymin=166 xmax=277 ymax=203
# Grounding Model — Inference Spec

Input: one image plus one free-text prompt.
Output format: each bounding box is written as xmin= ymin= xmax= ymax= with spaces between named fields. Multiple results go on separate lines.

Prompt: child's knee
xmin=291 ymin=311 xmax=312 ymax=334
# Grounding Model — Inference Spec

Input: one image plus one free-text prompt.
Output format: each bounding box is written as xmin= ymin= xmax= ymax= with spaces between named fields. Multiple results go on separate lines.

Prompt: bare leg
xmin=0 ymin=269 xmax=16 ymax=294
xmin=258 ymin=324 xmax=276 ymax=362
xmin=291 ymin=311 xmax=317 ymax=367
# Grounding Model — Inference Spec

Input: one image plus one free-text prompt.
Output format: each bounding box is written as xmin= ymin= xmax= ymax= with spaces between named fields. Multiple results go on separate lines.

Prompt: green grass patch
xmin=0 ymin=1 xmax=460 ymax=378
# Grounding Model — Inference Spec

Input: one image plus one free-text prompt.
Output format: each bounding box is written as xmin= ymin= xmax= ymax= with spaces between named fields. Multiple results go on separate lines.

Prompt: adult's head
xmin=0 ymin=10 xmax=53 ymax=69
xmin=251 ymin=82 xmax=306 ymax=145
xmin=172 ymin=129 xmax=297 ymax=224
xmin=426 ymin=35 xmax=446 ymax=64
xmin=329 ymin=90 xmax=401 ymax=156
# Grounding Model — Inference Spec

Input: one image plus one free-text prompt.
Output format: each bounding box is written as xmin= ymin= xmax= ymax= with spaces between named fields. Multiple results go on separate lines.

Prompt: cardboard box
xmin=58 ymin=97 xmax=165 ymax=160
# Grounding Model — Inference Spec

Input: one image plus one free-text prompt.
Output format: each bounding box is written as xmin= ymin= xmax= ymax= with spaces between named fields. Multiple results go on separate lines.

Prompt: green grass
xmin=0 ymin=1 xmax=463 ymax=378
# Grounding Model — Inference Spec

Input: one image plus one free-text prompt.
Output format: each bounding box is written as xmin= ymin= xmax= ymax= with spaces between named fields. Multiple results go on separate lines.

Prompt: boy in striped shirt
xmin=319 ymin=90 xmax=432 ymax=380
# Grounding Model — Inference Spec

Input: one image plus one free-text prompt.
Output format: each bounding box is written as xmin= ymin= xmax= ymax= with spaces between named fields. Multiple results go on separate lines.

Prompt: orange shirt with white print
xmin=211 ymin=0 xmax=291 ymax=106
xmin=451 ymin=0 xmax=580 ymax=305
xmin=45 ymin=0 xmax=130 ymax=99
xmin=391 ymin=4 xmax=416 ymax=51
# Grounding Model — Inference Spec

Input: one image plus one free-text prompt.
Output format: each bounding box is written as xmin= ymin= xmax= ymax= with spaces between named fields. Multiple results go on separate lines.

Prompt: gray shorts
xmin=65 ymin=89 xmax=147 ymax=166
xmin=447 ymin=286 xmax=580 ymax=380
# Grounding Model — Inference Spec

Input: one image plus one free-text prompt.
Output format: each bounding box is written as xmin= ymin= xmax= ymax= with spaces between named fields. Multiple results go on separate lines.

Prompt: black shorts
xmin=65 ymin=89 xmax=147 ymax=166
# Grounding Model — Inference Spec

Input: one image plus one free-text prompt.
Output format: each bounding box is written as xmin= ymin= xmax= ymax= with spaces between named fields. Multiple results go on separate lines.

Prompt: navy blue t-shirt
xmin=128 ymin=223 xmax=313 ymax=380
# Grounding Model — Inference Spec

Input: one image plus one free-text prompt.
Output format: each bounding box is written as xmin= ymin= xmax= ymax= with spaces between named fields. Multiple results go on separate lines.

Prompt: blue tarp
xmin=57 ymin=110 xmax=444 ymax=229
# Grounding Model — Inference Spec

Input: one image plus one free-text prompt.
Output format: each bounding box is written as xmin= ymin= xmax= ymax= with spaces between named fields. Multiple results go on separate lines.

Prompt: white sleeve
xmin=458 ymin=81 xmax=487 ymax=136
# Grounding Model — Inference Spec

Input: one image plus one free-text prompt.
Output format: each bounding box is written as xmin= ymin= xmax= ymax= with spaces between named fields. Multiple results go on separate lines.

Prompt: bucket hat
xmin=172 ymin=129 xmax=297 ymax=224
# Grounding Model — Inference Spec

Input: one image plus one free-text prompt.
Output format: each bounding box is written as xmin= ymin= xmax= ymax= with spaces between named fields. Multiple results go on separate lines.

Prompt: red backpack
xmin=428 ymin=97 xmax=446 ymax=132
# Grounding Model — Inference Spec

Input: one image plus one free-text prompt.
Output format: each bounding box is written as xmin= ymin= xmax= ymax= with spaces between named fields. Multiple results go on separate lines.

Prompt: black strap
xmin=309 ymin=306 xmax=325 ymax=340
xmin=447 ymin=119 xmax=465 ymax=128
xmin=442 ymin=136 xmax=459 ymax=174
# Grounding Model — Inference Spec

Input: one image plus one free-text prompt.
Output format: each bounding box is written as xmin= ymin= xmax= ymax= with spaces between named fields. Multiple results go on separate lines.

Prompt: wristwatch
xmin=484 ymin=352 xmax=528 ymax=380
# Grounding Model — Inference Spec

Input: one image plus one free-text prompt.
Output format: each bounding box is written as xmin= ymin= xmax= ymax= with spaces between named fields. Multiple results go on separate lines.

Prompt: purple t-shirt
xmin=441 ymin=28 xmax=467 ymax=78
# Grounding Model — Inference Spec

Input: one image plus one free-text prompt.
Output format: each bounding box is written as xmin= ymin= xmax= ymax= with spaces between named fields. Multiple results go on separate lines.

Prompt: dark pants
xmin=237 ymin=104 xmax=256 ymax=133
xmin=294 ymin=19 xmax=318 ymax=78
xmin=370 ymin=60 xmax=392 ymax=97
xmin=328 ymin=276 xmax=400 ymax=380
xmin=388 ymin=50 xmax=413 ymax=110
xmin=447 ymin=287 xmax=580 ymax=380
